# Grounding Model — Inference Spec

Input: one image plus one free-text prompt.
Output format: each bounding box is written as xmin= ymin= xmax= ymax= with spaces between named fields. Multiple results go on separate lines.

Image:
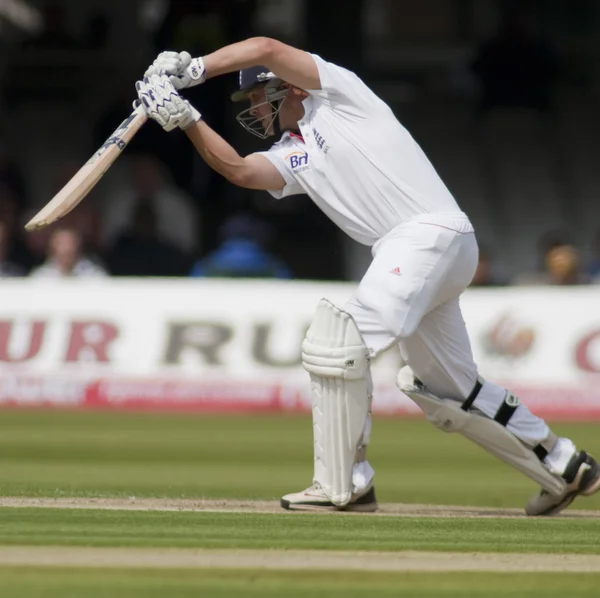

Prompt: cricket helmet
xmin=231 ymin=65 xmax=289 ymax=139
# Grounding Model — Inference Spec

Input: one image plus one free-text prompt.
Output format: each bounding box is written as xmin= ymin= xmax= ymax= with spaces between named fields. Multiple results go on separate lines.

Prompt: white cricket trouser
xmin=343 ymin=212 xmax=564 ymax=490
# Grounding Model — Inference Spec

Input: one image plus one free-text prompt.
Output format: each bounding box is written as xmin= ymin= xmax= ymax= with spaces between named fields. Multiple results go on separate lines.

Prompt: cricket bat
xmin=25 ymin=104 xmax=147 ymax=231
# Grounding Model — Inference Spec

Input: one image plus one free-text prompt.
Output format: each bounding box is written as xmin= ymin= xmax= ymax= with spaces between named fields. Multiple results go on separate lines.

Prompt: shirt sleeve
xmin=253 ymin=145 xmax=304 ymax=200
xmin=307 ymin=53 xmax=380 ymax=114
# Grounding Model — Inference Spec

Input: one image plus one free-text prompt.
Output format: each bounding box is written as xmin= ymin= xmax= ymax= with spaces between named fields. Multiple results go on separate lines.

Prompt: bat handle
xmin=132 ymin=101 xmax=145 ymax=116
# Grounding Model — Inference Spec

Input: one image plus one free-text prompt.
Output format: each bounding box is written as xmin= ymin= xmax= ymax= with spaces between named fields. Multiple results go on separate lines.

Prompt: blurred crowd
xmin=0 ymin=0 xmax=345 ymax=281
xmin=0 ymin=150 xmax=295 ymax=279
xmin=0 ymin=0 xmax=597 ymax=285
xmin=470 ymin=231 xmax=600 ymax=287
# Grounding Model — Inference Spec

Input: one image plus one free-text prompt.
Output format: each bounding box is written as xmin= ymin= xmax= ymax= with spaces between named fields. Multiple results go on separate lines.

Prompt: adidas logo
xmin=390 ymin=267 xmax=402 ymax=276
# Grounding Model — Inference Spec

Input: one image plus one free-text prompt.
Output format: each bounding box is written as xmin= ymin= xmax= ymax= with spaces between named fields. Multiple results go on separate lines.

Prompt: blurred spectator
xmin=253 ymin=193 xmax=345 ymax=280
xmin=0 ymin=220 xmax=26 ymax=277
xmin=93 ymin=86 xmax=192 ymax=190
xmin=190 ymin=213 xmax=291 ymax=278
xmin=0 ymin=184 xmax=35 ymax=271
xmin=26 ymin=1 xmax=81 ymax=51
xmin=100 ymin=154 xmax=199 ymax=255
xmin=30 ymin=228 xmax=107 ymax=278
xmin=588 ymin=228 xmax=600 ymax=283
xmin=106 ymin=201 xmax=189 ymax=276
xmin=470 ymin=245 xmax=505 ymax=287
xmin=542 ymin=244 xmax=588 ymax=285
xmin=471 ymin=3 xmax=559 ymax=114
xmin=513 ymin=232 xmax=589 ymax=285
xmin=24 ymin=161 xmax=102 ymax=263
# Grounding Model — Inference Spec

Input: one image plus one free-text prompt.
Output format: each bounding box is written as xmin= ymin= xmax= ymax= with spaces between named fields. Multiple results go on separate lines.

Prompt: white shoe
xmin=526 ymin=451 xmax=600 ymax=516
xmin=280 ymin=482 xmax=377 ymax=512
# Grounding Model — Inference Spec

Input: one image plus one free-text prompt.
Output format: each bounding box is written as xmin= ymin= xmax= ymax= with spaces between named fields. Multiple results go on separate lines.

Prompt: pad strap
xmin=493 ymin=392 xmax=519 ymax=426
xmin=534 ymin=431 xmax=559 ymax=462
xmin=462 ymin=380 xmax=554 ymax=463
xmin=461 ymin=378 xmax=483 ymax=411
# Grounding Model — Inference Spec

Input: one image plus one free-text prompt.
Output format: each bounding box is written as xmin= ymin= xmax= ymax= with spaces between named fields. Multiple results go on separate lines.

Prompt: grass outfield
xmin=0 ymin=410 xmax=599 ymax=509
xmin=2 ymin=569 xmax=600 ymax=598
xmin=0 ymin=508 xmax=600 ymax=552
xmin=1 ymin=410 xmax=600 ymax=597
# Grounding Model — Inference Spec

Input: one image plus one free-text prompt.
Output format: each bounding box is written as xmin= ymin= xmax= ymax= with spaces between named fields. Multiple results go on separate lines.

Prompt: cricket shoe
xmin=280 ymin=482 xmax=377 ymax=512
xmin=526 ymin=451 xmax=600 ymax=516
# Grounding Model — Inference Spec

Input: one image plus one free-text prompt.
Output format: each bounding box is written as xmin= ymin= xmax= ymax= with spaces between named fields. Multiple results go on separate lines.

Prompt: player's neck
xmin=278 ymin=102 xmax=305 ymax=133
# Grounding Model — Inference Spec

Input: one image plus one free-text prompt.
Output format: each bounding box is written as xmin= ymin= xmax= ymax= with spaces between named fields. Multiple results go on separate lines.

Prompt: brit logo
xmin=390 ymin=267 xmax=402 ymax=276
xmin=286 ymin=151 xmax=310 ymax=173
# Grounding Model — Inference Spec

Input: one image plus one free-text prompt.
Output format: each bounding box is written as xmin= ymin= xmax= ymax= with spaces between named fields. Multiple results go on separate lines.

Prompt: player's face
xmin=277 ymin=86 xmax=306 ymax=133
xmin=248 ymin=88 xmax=276 ymax=136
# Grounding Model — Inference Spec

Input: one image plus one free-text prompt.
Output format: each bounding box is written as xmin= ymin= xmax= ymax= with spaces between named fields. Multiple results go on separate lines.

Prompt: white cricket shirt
xmin=257 ymin=54 xmax=465 ymax=246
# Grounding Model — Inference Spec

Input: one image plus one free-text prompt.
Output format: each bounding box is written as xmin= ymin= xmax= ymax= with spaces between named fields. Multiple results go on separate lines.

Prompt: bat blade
xmin=25 ymin=105 xmax=147 ymax=232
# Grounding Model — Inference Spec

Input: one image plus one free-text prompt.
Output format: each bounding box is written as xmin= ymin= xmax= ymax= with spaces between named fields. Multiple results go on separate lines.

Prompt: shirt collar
xmin=301 ymin=94 xmax=314 ymax=116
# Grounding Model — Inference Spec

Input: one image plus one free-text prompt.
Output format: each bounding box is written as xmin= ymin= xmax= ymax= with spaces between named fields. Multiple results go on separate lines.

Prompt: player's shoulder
xmin=306 ymin=54 xmax=381 ymax=114
xmin=310 ymin=54 xmax=367 ymax=88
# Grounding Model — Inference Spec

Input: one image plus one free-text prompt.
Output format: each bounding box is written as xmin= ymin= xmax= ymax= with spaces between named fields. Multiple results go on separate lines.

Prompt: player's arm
xmin=204 ymin=37 xmax=321 ymax=91
xmin=185 ymin=120 xmax=285 ymax=191
xmin=136 ymin=73 xmax=285 ymax=191
xmin=149 ymin=38 xmax=321 ymax=92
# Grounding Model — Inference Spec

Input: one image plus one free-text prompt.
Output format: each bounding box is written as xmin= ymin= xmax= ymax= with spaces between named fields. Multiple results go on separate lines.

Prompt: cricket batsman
xmin=135 ymin=37 xmax=600 ymax=515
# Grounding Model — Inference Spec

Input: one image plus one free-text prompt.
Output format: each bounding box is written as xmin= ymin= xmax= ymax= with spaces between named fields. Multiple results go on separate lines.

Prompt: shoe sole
xmin=280 ymin=498 xmax=378 ymax=513
xmin=531 ymin=464 xmax=600 ymax=517
xmin=582 ymin=473 xmax=600 ymax=497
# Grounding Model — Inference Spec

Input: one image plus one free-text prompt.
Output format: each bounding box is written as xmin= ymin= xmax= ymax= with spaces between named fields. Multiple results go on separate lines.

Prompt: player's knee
xmin=303 ymin=298 xmax=370 ymax=380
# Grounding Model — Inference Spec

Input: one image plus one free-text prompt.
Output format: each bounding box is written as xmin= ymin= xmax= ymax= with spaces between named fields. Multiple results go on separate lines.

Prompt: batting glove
xmin=135 ymin=74 xmax=201 ymax=132
xmin=144 ymin=51 xmax=206 ymax=90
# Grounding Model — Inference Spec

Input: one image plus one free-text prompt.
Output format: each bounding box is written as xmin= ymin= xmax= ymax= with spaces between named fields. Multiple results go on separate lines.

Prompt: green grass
xmin=0 ymin=508 xmax=599 ymax=553
xmin=1 ymin=410 xmax=600 ymax=597
xmin=0 ymin=569 xmax=599 ymax=598
xmin=0 ymin=410 xmax=599 ymax=509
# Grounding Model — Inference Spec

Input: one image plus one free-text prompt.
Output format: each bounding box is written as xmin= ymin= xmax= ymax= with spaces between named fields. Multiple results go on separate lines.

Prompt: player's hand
xmin=144 ymin=51 xmax=206 ymax=90
xmin=135 ymin=74 xmax=201 ymax=132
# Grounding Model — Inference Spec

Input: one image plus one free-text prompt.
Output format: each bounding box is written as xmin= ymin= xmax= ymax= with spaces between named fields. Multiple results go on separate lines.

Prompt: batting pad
xmin=400 ymin=380 xmax=566 ymax=496
xmin=302 ymin=299 xmax=371 ymax=506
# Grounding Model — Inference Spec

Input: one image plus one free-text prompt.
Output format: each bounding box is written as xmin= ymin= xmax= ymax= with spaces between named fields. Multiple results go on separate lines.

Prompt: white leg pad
xmin=399 ymin=379 xmax=566 ymax=495
xmin=302 ymin=298 xmax=371 ymax=506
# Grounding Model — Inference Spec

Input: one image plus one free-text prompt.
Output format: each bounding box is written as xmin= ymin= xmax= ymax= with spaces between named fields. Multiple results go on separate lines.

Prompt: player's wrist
xmin=179 ymin=104 xmax=202 ymax=130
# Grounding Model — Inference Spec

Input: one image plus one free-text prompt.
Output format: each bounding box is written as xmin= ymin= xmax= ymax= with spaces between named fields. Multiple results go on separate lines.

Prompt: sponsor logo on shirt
xmin=312 ymin=127 xmax=329 ymax=153
xmin=286 ymin=150 xmax=310 ymax=173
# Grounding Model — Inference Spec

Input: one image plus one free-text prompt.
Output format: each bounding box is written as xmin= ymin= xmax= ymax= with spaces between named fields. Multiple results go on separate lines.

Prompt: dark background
xmin=0 ymin=0 xmax=598 ymax=285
